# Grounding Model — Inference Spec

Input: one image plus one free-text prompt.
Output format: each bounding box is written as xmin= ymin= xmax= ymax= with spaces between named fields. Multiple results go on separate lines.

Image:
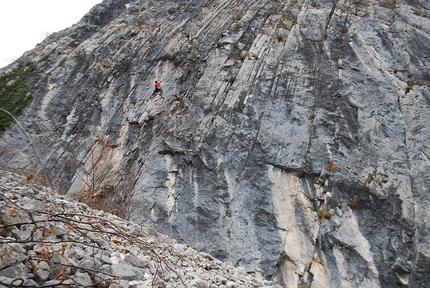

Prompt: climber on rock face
xmin=152 ymin=81 xmax=163 ymax=96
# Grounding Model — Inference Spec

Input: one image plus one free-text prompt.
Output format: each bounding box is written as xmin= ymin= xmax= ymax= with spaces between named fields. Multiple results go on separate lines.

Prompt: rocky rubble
xmin=0 ymin=169 xmax=277 ymax=288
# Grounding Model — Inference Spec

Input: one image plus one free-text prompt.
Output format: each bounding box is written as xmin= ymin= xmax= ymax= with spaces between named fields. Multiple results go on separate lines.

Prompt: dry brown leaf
xmin=5 ymin=247 xmax=12 ymax=261
xmin=60 ymin=244 xmax=68 ymax=256
xmin=57 ymin=266 xmax=69 ymax=282
xmin=27 ymin=167 xmax=35 ymax=182
xmin=69 ymin=223 xmax=77 ymax=230
xmin=42 ymin=228 xmax=50 ymax=237
xmin=9 ymin=207 xmax=17 ymax=217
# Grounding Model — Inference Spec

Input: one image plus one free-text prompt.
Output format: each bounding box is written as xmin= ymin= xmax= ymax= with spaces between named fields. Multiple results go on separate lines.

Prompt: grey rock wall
xmin=1 ymin=0 xmax=430 ymax=287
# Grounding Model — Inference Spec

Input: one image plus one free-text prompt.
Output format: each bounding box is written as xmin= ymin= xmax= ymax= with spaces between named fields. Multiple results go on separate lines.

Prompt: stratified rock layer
xmin=1 ymin=0 xmax=429 ymax=287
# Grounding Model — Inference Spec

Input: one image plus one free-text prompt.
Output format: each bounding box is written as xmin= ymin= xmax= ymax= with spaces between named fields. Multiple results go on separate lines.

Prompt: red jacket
xmin=154 ymin=82 xmax=161 ymax=88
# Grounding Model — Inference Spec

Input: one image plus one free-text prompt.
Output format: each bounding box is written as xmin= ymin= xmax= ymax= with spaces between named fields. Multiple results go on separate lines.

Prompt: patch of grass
xmin=363 ymin=173 xmax=373 ymax=187
xmin=317 ymin=208 xmax=332 ymax=219
xmin=326 ymin=161 xmax=340 ymax=172
xmin=379 ymin=2 xmax=397 ymax=9
xmin=377 ymin=179 xmax=388 ymax=186
xmin=404 ymin=81 xmax=422 ymax=95
xmin=102 ymin=62 xmax=113 ymax=69
xmin=405 ymin=84 xmax=413 ymax=94
xmin=0 ymin=62 xmax=38 ymax=130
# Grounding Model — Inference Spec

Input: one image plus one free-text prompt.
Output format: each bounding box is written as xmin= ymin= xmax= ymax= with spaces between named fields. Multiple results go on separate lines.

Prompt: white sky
xmin=0 ymin=0 xmax=103 ymax=68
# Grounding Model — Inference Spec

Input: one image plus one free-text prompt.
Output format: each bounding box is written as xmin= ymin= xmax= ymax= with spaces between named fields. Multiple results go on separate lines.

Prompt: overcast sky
xmin=0 ymin=0 xmax=103 ymax=68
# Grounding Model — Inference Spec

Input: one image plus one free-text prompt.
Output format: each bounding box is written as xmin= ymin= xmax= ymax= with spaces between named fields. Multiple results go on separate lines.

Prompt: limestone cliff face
xmin=1 ymin=0 xmax=430 ymax=287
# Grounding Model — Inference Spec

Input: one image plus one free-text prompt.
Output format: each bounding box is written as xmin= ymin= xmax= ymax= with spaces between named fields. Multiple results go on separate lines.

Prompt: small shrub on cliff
xmin=379 ymin=1 xmax=397 ymax=9
xmin=317 ymin=208 xmax=332 ymax=219
xmin=326 ymin=161 xmax=340 ymax=172
xmin=0 ymin=62 xmax=38 ymax=130
xmin=404 ymin=80 xmax=422 ymax=95
xmin=363 ymin=173 xmax=373 ymax=187
xmin=377 ymin=179 xmax=388 ymax=186
xmin=347 ymin=195 xmax=358 ymax=209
